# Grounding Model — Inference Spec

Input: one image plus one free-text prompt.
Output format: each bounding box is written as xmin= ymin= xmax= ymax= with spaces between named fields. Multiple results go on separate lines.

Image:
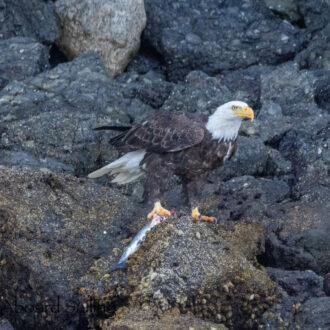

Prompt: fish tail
xmin=108 ymin=261 xmax=126 ymax=273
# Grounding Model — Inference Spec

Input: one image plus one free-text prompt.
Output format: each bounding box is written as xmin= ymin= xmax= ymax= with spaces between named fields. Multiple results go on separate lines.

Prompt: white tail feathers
xmin=88 ymin=150 xmax=146 ymax=184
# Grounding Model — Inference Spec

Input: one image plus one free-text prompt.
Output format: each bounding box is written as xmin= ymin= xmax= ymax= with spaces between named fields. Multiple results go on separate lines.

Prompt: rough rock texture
xmin=267 ymin=268 xmax=325 ymax=301
xmin=0 ymin=166 xmax=140 ymax=330
xmin=55 ymin=0 xmax=147 ymax=76
xmin=294 ymin=297 xmax=330 ymax=330
xmin=0 ymin=37 xmax=49 ymax=90
xmin=103 ymin=308 xmax=229 ymax=330
xmin=295 ymin=24 xmax=330 ymax=70
xmin=143 ymin=0 xmax=305 ymax=81
xmin=0 ymin=52 xmax=153 ymax=176
xmin=0 ymin=0 xmax=58 ymax=43
xmin=79 ymin=217 xmax=278 ymax=330
xmin=0 ymin=319 xmax=13 ymax=330
xmin=0 ymin=0 xmax=330 ymax=328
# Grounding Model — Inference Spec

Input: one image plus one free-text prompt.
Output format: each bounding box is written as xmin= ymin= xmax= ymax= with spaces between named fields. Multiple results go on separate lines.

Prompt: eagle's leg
xmin=143 ymin=163 xmax=173 ymax=220
xmin=184 ymin=175 xmax=215 ymax=222
xmin=191 ymin=207 xmax=215 ymax=222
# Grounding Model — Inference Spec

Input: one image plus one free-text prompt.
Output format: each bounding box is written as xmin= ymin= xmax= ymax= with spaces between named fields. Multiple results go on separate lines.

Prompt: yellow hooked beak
xmin=233 ymin=106 xmax=254 ymax=121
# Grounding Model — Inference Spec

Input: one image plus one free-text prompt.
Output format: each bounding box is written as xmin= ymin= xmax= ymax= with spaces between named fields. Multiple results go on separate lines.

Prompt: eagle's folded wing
xmin=115 ymin=112 xmax=205 ymax=153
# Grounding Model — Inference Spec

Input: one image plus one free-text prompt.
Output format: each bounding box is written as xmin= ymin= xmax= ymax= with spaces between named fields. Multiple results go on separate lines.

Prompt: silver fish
xmin=109 ymin=214 xmax=162 ymax=272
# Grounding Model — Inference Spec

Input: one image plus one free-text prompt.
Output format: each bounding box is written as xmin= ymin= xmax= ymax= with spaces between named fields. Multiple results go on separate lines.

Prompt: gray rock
xmin=0 ymin=37 xmax=49 ymax=89
xmin=126 ymin=46 xmax=167 ymax=76
xmin=81 ymin=216 xmax=278 ymax=330
xmin=0 ymin=150 xmax=74 ymax=174
xmin=261 ymin=201 xmax=330 ymax=275
xmin=278 ymin=112 xmax=330 ymax=202
xmin=0 ymin=319 xmax=13 ymax=330
xmin=295 ymin=24 xmax=330 ymax=70
xmin=313 ymin=69 xmax=330 ymax=113
xmin=324 ymin=273 xmax=330 ymax=296
xmin=297 ymin=0 xmax=330 ymax=33
xmin=265 ymin=0 xmax=301 ymax=23
xmin=258 ymin=102 xmax=283 ymax=120
xmin=294 ymin=297 xmax=330 ymax=330
xmin=0 ymin=166 xmax=139 ymax=330
xmin=143 ymin=0 xmax=305 ymax=81
xmin=117 ymin=70 xmax=173 ymax=110
xmin=161 ymin=71 xmax=236 ymax=115
xmin=214 ymin=135 xmax=292 ymax=182
xmin=217 ymin=65 xmax=275 ymax=108
xmin=212 ymin=176 xmax=290 ymax=222
xmin=0 ymin=51 xmax=153 ymax=176
xmin=260 ymin=62 xmax=317 ymax=115
xmin=267 ymin=268 xmax=325 ymax=301
xmin=55 ymin=0 xmax=147 ymax=76
xmin=0 ymin=0 xmax=58 ymax=43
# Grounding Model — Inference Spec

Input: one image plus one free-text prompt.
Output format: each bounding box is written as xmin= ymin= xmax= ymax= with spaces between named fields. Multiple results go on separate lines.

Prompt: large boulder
xmin=55 ymin=0 xmax=147 ymax=76
xmin=79 ymin=216 xmax=279 ymax=330
xmin=0 ymin=52 xmax=153 ymax=176
xmin=0 ymin=166 xmax=140 ymax=330
xmin=143 ymin=0 xmax=305 ymax=81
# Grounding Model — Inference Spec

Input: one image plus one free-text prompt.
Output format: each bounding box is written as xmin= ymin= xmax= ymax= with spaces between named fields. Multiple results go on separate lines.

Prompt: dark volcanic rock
xmin=0 ymin=37 xmax=49 ymax=89
xmin=0 ymin=150 xmax=74 ymax=174
xmin=212 ymin=176 xmax=290 ymax=222
xmin=0 ymin=51 xmax=153 ymax=176
xmin=80 ymin=217 xmax=278 ymax=330
xmin=143 ymin=0 xmax=305 ymax=81
xmin=294 ymin=297 xmax=330 ymax=330
xmin=0 ymin=319 xmax=13 ymax=330
xmin=117 ymin=70 xmax=173 ymax=110
xmin=297 ymin=0 xmax=330 ymax=33
xmin=217 ymin=65 xmax=275 ymax=108
xmin=0 ymin=0 xmax=58 ymax=43
xmin=162 ymin=71 xmax=235 ymax=114
xmin=324 ymin=273 xmax=330 ymax=296
xmin=260 ymin=62 xmax=317 ymax=115
xmin=278 ymin=113 xmax=330 ymax=202
xmin=266 ymin=0 xmax=329 ymax=33
xmin=265 ymin=0 xmax=302 ymax=24
xmin=267 ymin=268 xmax=324 ymax=302
xmin=261 ymin=202 xmax=330 ymax=275
xmin=0 ymin=166 xmax=139 ymax=330
xmin=295 ymin=24 xmax=330 ymax=70
xmin=313 ymin=69 xmax=330 ymax=113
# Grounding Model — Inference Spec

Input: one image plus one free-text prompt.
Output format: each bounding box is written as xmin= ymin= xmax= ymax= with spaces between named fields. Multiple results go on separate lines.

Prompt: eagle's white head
xmin=206 ymin=100 xmax=254 ymax=141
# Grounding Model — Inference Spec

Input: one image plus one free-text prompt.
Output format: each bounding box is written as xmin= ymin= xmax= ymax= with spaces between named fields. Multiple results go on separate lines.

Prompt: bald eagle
xmin=88 ymin=101 xmax=254 ymax=221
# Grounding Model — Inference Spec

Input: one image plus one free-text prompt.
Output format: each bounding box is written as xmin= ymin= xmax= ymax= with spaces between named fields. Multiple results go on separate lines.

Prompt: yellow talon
xmin=147 ymin=201 xmax=171 ymax=219
xmin=191 ymin=207 xmax=215 ymax=222
xmin=191 ymin=207 xmax=201 ymax=220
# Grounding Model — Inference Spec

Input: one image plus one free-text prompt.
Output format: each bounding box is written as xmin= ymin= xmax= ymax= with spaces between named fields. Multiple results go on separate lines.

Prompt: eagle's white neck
xmin=206 ymin=110 xmax=242 ymax=141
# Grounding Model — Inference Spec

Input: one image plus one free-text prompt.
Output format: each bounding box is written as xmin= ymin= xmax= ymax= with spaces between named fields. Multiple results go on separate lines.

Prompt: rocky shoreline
xmin=0 ymin=0 xmax=329 ymax=329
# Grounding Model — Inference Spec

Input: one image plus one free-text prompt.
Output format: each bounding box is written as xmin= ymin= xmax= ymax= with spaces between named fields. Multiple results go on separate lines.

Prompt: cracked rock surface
xmin=0 ymin=0 xmax=329 ymax=329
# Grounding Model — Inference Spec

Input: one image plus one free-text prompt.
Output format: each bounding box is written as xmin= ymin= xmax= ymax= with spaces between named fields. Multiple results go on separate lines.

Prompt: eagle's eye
xmin=232 ymin=105 xmax=241 ymax=111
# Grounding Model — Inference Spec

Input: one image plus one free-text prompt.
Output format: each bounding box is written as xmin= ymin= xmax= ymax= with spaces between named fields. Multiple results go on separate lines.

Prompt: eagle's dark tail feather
xmin=93 ymin=125 xmax=131 ymax=131
xmin=109 ymin=131 xmax=128 ymax=145
xmin=93 ymin=123 xmax=131 ymax=145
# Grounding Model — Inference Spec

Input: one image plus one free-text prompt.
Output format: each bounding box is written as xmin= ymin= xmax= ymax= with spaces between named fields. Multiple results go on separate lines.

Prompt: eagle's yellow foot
xmin=191 ymin=207 xmax=215 ymax=222
xmin=147 ymin=201 xmax=171 ymax=219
